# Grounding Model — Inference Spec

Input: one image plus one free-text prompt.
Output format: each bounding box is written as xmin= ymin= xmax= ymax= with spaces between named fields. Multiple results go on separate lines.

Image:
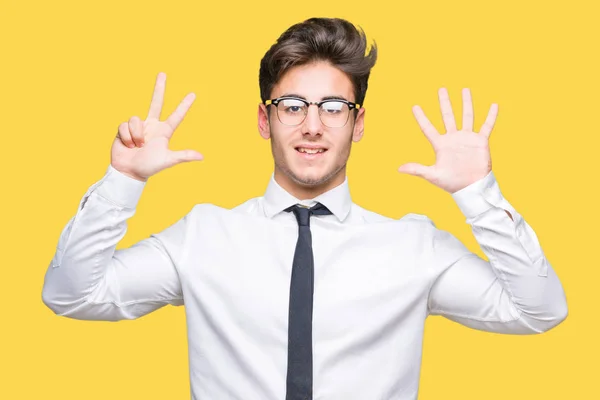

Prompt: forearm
xmin=451 ymin=172 xmax=568 ymax=332
xmin=42 ymin=165 xmax=146 ymax=318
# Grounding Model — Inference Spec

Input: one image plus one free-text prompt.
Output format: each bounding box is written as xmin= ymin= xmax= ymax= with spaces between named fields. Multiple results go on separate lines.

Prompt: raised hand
xmin=111 ymin=72 xmax=203 ymax=182
xmin=398 ymin=88 xmax=498 ymax=194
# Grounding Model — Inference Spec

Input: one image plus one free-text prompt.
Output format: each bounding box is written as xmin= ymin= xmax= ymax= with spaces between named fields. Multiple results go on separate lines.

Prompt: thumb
xmin=398 ymin=163 xmax=436 ymax=181
xmin=166 ymin=149 xmax=204 ymax=167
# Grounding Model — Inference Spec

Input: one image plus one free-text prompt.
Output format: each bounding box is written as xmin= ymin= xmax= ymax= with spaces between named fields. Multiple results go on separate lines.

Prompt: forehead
xmin=271 ymin=61 xmax=355 ymax=101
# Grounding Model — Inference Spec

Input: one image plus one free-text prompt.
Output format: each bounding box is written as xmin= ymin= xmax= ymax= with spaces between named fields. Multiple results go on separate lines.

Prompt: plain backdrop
xmin=0 ymin=0 xmax=597 ymax=398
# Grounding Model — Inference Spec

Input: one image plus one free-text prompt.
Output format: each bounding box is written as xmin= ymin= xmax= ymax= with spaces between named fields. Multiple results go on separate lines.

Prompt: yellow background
xmin=1 ymin=0 xmax=597 ymax=398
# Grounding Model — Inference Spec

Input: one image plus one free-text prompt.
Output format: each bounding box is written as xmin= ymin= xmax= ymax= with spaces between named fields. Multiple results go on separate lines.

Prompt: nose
xmin=301 ymin=104 xmax=323 ymax=136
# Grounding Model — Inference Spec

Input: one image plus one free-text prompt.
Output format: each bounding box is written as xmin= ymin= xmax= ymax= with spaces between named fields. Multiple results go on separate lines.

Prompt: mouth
xmin=295 ymin=146 xmax=328 ymax=160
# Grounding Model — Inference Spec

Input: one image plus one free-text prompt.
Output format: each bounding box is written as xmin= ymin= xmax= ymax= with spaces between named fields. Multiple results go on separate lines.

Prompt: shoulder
xmin=185 ymin=197 xmax=263 ymax=221
xmin=351 ymin=203 xmax=436 ymax=228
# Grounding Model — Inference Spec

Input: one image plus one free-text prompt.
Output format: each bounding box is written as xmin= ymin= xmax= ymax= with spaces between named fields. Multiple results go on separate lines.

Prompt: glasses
xmin=263 ymin=96 xmax=360 ymax=128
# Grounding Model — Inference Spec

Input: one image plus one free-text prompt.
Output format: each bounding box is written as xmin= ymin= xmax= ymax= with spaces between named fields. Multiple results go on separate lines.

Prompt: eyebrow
xmin=279 ymin=93 xmax=350 ymax=102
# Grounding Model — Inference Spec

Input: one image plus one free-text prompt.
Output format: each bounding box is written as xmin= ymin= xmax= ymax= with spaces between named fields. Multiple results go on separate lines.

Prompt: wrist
xmin=110 ymin=164 xmax=148 ymax=182
xmin=121 ymin=171 xmax=148 ymax=183
xmin=97 ymin=164 xmax=147 ymax=209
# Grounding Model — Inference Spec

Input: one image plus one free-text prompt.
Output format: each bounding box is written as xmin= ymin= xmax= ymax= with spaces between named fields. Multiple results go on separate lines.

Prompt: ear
xmin=258 ymin=103 xmax=271 ymax=140
xmin=352 ymin=107 xmax=365 ymax=142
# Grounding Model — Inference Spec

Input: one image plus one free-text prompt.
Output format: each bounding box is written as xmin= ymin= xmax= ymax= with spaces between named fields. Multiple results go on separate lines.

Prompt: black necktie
xmin=284 ymin=202 xmax=332 ymax=400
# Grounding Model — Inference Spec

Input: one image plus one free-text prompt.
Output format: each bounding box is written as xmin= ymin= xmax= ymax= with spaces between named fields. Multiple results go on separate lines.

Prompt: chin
xmin=295 ymin=176 xmax=329 ymax=187
xmin=278 ymin=164 xmax=321 ymax=186
xmin=289 ymin=165 xmax=344 ymax=188
xmin=285 ymin=171 xmax=320 ymax=186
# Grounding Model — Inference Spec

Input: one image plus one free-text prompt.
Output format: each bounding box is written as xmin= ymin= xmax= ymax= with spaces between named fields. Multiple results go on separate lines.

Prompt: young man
xmin=42 ymin=17 xmax=568 ymax=400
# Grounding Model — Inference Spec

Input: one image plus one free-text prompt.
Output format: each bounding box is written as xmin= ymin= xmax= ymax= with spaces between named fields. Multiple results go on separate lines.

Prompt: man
xmin=42 ymin=17 xmax=568 ymax=400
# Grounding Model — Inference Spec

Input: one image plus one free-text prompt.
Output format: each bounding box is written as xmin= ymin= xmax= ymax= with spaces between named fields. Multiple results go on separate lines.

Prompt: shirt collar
xmin=263 ymin=173 xmax=352 ymax=222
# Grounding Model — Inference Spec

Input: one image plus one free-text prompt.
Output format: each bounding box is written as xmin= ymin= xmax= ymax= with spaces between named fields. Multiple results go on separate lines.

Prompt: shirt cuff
xmin=94 ymin=165 xmax=146 ymax=209
xmin=451 ymin=171 xmax=504 ymax=219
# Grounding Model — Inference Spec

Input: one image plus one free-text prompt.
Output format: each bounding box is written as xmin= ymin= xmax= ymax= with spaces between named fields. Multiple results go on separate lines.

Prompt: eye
xmin=280 ymin=99 xmax=306 ymax=114
xmin=321 ymin=101 xmax=345 ymax=114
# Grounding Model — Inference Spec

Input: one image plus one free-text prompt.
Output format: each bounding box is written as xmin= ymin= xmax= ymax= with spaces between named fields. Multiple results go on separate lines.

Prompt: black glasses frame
xmin=263 ymin=96 xmax=361 ymax=127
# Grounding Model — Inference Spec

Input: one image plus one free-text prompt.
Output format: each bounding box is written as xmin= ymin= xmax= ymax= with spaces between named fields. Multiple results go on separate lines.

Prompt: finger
xmin=438 ymin=87 xmax=457 ymax=133
xmin=479 ymin=103 xmax=499 ymax=137
xmin=147 ymin=72 xmax=166 ymax=120
xmin=412 ymin=105 xmax=439 ymax=145
xmin=165 ymin=149 xmax=204 ymax=168
xmin=398 ymin=163 xmax=436 ymax=181
xmin=166 ymin=93 xmax=196 ymax=131
xmin=118 ymin=122 xmax=135 ymax=148
xmin=128 ymin=116 xmax=144 ymax=147
xmin=462 ymin=88 xmax=474 ymax=132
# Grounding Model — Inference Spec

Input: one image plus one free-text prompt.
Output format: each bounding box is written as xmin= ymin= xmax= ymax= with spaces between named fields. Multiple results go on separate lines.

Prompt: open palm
xmin=111 ymin=72 xmax=203 ymax=181
xmin=399 ymin=88 xmax=498 ymax=193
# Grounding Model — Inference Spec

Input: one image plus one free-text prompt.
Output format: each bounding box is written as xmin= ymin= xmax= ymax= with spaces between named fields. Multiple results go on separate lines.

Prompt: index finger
xmin=479 ymin=103 xmax=498 ymax=137
xmin=166 ymin=92 xmax=196 ymax=130
xmin=146 ymin=72 xmax=166 ymax=120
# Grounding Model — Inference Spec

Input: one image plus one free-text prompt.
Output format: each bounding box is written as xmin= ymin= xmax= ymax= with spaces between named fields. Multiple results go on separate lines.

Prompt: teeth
xmin=298 ymin=148 xmax=325 ymax=154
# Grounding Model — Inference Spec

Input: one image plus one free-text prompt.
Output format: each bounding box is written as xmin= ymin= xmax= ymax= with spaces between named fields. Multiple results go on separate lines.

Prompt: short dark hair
xmin=259 ymin=17 xmax=377 ymax=106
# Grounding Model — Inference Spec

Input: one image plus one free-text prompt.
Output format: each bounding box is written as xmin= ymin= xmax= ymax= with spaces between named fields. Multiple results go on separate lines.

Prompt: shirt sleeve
xmin=426 ymin=171 xmax=568 ymax=334
xmin=42 ymin=165 xmax=187 ymax=321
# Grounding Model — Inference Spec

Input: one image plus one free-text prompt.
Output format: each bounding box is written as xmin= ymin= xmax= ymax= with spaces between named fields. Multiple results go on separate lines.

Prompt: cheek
xmin=271 ymin=132 xmax=294 ymax=161
xmin=335 ymin=132 xmax=354 ymax=153
xmin=271 ymin=129 xmax=296 ymax=152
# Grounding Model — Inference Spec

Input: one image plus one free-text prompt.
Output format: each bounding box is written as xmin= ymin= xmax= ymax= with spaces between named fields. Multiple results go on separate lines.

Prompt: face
xmin=258 ymin=61 xmax=365 ymax=199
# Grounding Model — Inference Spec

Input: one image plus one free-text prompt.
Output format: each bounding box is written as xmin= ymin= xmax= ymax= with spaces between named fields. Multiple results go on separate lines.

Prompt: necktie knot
xmin=285 ymin=203 xmax=332 ymax=227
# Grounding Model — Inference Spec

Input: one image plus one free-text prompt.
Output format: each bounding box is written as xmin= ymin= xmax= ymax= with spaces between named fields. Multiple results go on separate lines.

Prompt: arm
xmin=426 ymin=171 xmax=567 ymax=334
xmin=42 ymin=72 xmax=203 ymax=321
xmin=42 ymin=165 xmax=187 ymax=321
xmin=398 ymin=88 xmax=567 ymax=333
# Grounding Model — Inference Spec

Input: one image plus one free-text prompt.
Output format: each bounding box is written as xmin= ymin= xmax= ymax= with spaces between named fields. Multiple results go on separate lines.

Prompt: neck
xmin=274 ymin=168 xmax=346 ymax=200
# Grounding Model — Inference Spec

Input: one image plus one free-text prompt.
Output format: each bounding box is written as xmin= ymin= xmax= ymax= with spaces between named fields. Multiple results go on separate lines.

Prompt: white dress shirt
xmin=42 ymin=165 xmax=568 ymax=400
